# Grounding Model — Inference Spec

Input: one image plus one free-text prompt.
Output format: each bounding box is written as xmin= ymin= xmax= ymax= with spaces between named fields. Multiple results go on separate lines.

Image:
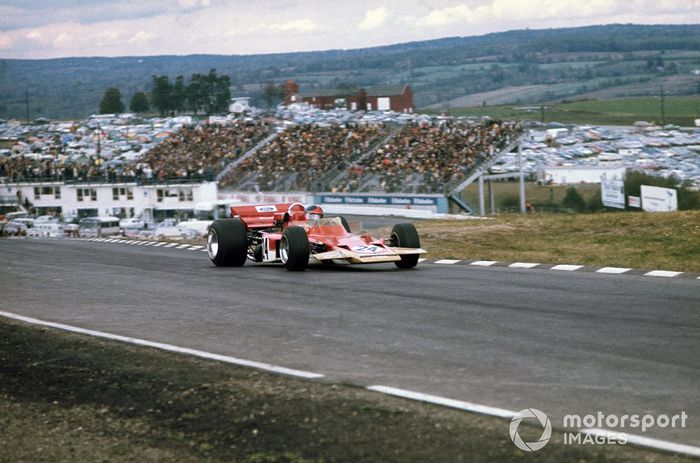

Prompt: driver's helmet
xmin=305 ymin=204 xmax=324 ymax=220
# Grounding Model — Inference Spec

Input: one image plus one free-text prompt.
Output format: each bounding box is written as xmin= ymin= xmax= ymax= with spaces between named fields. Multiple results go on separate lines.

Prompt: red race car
xmin=206 ymin=203 xmax=426 ymax=271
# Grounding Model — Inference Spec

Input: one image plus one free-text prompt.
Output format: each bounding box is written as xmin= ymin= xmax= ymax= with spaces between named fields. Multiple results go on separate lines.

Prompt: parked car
xmin=34 ymin=215 xmax=60 ymax=224
xmin=119 ymin=217 xmax=146 ymax=230
xmin=27 ymin=222 xmax=64 ymax=237
xmin=2 ymin=221 xmax=28 ymax=236
xmin=79 ymin=216 xmax=120 ymax=238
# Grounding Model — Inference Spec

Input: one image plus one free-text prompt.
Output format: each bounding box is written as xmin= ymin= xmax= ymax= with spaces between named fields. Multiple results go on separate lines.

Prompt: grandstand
xmin=217 ymin=124 xmax=388 ymax=192
xmin=1 ymin=116 xmax=522 ymax=201
xmin=327 ymin=121 xmax=522 ymax=194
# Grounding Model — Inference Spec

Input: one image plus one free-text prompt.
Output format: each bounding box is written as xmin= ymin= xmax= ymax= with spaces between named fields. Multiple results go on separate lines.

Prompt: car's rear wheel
xmin=280 ymin=226 xmax=309 ymax=271
xmin=391 ymin=223 xmax=420 ymax=269
xmin=207 ymin=219 xmax=247 ymax=267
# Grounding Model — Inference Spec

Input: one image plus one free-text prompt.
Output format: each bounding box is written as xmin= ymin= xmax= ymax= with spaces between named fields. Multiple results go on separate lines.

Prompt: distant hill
xmin=1 ymin=24 xmax=699 ymax=120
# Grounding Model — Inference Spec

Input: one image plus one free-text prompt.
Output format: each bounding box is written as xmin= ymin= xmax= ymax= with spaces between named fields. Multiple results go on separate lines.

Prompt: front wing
xmin=311 ymin=247 xmax=427 ymax=264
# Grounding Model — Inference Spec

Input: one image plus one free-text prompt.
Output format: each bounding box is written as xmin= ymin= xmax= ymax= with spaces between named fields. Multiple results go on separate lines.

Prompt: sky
xmin=1 ymin=0 xmax=699 ymax=59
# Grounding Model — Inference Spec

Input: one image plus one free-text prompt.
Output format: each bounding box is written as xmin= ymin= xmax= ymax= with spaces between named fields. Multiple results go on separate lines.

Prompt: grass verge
xmin=411 ymin=211 xmax=700 ymax=272
xmin=0 ymin=319 xmax=694 ymax=462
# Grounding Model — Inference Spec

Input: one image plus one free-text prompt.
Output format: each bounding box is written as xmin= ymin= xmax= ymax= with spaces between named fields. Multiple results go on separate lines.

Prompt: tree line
xmin=99 ymin=69 xmax=231 ymax=116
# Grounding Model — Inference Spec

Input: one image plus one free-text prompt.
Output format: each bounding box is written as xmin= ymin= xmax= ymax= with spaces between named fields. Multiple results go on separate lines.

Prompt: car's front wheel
xmin=391 ymin=223 xmax=420 ymax=269
xmin=207 ymin=219 xmax=248 ymax=267
xmin=280 ymin=226 xmax=309 ymax=271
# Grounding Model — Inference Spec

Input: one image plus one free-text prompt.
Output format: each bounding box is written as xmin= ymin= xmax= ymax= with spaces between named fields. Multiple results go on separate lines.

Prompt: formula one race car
xmin=206 ymin=203 xmax=426 ymax=271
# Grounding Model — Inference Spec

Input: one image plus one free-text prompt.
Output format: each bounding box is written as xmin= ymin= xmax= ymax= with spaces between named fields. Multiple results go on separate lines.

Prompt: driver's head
xmin=305 ymin=204 xmax=324 ymax=220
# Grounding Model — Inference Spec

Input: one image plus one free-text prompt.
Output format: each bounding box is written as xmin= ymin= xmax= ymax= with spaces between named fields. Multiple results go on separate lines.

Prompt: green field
xmin=412 ymin=210 xmax=700 ymax=272
xmin=444 ymin=96 xmax=700 ymax=126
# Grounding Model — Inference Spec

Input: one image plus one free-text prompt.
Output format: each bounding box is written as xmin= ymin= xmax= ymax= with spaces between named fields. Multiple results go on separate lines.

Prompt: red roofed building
xmin=284 ymin=80 xmax=414 ymax=113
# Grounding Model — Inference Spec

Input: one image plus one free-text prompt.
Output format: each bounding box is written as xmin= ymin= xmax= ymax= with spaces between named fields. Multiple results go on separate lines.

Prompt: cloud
xmin=359 ymin=6 xmax=388 ymax=30
xmin=250 ymin=18 xmax=319 ymax=33
xmin=178 ymin=0 xmax=210 ymax=8
xmin=1 ymin=0 xmax=700 ymax=59
xmin=0 ymin=35 xmax=14 ymax=50
xmin=410 ymin=0 xmax=700 ymax=29
xmin=128 ymin=30 xmax=157 ymax=44
xmin=415 ymin=4 xmax=474 ymax=27
xmin=53 ymin=33 xmax=74 ymax=48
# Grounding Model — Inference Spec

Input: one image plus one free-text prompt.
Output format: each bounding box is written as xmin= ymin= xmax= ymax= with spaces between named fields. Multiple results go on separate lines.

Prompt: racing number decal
xmin=351 ymin=245 xmax=381 ymax=253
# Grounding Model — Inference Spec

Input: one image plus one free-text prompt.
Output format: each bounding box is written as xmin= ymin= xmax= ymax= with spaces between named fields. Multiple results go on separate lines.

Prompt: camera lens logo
xmin=509 ymin=408 xmax=552 ymax=452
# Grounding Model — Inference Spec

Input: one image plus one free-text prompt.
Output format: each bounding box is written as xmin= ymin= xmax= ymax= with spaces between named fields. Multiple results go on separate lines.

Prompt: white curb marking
xmin=152 ymin=242 xmax=166 ymax=247
xmin=418 ymin=258 xmax=427 ymax=263
xmin=164 ymin=243 xmax=178 ymax=248
xmin=551 ymin=264 xmax=584 ymax=271
xmin=367 ymin=385 xmax=515 ymax=419
xmin=364 ymin=386 xmax=700 ymax=458
xmin=176 ymin=244 xmax=191 ymax=249
xmin=470 ymin=260 xmax=498 ymax=267
xmin=509 ymin=262 xmax=540 ymax=269
xmin=0 ymin=310 xmax=324 ymax=380
xmin=645 ymin=270 xmax=683 ymax=278
xmin=582 ymin=428 xmax=700 ymax=458
xmin=596 ymin=267 xmax=632 ymax=274
xmin=435 ymin=259 xmax=460 ymax=264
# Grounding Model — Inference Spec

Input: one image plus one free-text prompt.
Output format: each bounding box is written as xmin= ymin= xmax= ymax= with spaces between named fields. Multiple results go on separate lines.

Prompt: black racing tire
xmin=207 ymin=219 xmax=247 ymax=267
xmin=280 ymin=226 xmax=309 ymax=271
xmin=338 ymin=216 xmax=351 ymax=233
xmin=391 ymin=223 xmax=420 ymax=269
xmin=253 ymin=243 xmax=263 ymax=262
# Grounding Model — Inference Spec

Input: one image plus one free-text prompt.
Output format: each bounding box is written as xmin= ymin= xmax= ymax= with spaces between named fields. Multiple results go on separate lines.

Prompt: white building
xmin=3 ymin=180 xmax=217 ymax=222
xmin=229 ymin=97 xmax=251 ymax=114
xmin=538 ymin=165 xmax=626 ymax=185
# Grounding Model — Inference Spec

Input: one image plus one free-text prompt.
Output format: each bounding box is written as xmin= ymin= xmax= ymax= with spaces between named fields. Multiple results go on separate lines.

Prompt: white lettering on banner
xmin=322 ymin=197 xmax=344 ymax=203
xmin=346 ymin=197 xmax=364 ymax=204
xmin=390 ymin=198 xmax=412 ymax=204
xmin=368 ymin=197 xmax=388 ymax=204
xmin=414 ymin=198 xmax=436 ymax=205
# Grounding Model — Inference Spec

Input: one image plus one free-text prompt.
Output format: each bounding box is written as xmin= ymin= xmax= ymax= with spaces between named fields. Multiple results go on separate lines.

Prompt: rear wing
xmin=230 ymin=203 xmax=295 ymax=229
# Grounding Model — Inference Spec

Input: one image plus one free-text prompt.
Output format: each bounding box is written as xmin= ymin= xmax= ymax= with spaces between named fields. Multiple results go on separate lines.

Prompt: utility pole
xmin=518 ymin=140 xmax=526 ymax=213
xmin=660 ymin=85 xmax=666 ymax=126
xmin=96 ymin=123 xmax=101 ymax=163
xmin=24 ymin=89 xmax=29 ymax=123
xmin=540 ymin=105 xmax=545 ymax=124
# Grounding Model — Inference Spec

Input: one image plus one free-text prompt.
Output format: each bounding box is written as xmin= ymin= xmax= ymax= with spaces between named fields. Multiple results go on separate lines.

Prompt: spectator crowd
xmin=0 ymin=120 xmax=272 ymax=184
xmin=2 ymin=116 xmax=521 ymax=194
xmin=218 ymin=124 xmax=387 ymax=191
xmin=139 ymin=120 xmax=271 ymax=182
xmin=330 ymin=120 xmax=523 ymax=193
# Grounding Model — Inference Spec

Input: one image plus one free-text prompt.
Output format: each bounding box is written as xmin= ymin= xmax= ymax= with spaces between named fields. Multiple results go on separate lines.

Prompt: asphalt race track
xmin=1 ymin=238 xmax=699 ymax=447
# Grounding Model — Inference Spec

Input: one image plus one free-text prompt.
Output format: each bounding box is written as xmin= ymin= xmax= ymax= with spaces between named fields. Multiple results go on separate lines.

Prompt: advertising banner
xmin=601 ymin=173 xmax=625 ymax=209
xmin=641 ymin=185 xmax=677 ymax=212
